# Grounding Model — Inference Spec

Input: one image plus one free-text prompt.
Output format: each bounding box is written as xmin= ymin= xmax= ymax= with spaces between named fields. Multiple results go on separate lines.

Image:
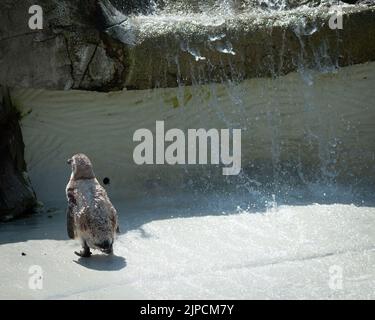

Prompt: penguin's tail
xmin=97 ymin=240 xmax=113 ymax=254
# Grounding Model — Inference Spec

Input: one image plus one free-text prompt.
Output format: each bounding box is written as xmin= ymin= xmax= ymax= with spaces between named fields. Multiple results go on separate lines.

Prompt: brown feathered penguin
xmin=66 ymin=154 xmax=119 ymax=257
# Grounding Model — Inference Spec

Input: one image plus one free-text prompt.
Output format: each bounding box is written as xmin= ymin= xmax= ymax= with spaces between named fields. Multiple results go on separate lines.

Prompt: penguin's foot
xmin=102 ymin=246 xmax=113 ymax=255
xmin=75 ymin=249 xmax=92 ymax=257
xmin=75 ymin=242 xmax=91 ymax=257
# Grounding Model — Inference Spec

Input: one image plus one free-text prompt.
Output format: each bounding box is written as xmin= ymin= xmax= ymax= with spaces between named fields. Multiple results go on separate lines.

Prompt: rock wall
xmin=0 ymin=87 xmax=37 ymax=221
xmin=109 ymin=4 xmax=375 ymax=89
xmin=0 ymin=0 xmax=125 ymax=91
xmin=0 ymin=1 xmax=374 ymax=91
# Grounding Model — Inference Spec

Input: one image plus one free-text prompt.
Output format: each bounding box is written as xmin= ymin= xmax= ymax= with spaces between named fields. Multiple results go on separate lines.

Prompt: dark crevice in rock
xmin=61 ymin=33 xmax=75 ymax=90
xmin=0 ymin=87 xmax=37 ymax=222
xmin=77 ymin=44 xmax=99 ymax=88
xmin=0 ymin=31 xmax=38 ymax=42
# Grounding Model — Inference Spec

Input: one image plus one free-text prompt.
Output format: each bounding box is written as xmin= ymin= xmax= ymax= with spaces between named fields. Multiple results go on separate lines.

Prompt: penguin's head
xmin=67 ymin=153 xmax=95 ymax=180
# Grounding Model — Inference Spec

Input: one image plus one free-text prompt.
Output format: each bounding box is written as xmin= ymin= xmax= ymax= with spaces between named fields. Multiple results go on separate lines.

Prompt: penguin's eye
xmin=103 ymin=177 xmax=110 ymax=185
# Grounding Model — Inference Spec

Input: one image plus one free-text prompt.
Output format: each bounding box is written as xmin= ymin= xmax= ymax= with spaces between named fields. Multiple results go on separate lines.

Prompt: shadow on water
xmin=74 ymin=254 xmax=127 ymax=271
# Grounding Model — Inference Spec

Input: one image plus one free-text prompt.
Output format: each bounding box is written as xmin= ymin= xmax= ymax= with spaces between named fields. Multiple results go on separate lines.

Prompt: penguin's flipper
xmin=108 ymin=205 xmax=120 ymax=234
xmin=66 ymin=187 xmax=76 ymax=239
xmin=66 ymin=205 xmax=75 ymax=239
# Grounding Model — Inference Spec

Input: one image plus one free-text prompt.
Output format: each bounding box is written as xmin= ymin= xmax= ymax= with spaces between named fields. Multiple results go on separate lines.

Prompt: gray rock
xmin=0 ymin=0 xmax=124 ymax=91
xmin=0 ymin=87 xmax=37 ymax=221
xmin=1 ymin=1 xmax=375 ymax=91
xmin=114 ymin=5 xmax=375 ymax=89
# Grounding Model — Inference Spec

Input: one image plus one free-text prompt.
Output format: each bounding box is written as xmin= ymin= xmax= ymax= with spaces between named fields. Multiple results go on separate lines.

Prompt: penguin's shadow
xmin=74 ymin=254 xmax=127 ymax=271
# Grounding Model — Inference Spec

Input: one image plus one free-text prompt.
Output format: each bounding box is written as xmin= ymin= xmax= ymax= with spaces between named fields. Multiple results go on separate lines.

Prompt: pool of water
xmin=1 ymin=192 xmax=374 ymax=299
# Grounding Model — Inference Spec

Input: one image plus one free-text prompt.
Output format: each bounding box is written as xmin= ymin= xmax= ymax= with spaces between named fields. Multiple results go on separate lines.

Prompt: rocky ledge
xmin=0 ymin=0 xmax=374 ymax=91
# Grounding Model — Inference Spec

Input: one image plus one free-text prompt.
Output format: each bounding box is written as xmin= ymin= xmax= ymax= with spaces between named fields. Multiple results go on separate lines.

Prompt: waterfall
xmin=9 ymin=0 xmax=375 ymax=208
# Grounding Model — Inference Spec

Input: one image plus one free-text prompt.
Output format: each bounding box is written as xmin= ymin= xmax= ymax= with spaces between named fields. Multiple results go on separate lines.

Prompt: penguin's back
xmin=74 ymin=179 xmax=118 ymax=249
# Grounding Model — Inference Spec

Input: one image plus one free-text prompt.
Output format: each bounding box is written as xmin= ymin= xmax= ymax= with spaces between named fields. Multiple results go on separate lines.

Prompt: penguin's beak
xmin=67 ymin=158 xmax=72 ymax=165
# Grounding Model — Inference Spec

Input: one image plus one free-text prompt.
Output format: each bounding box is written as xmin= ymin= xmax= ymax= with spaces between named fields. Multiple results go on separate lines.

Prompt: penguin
xmin=66 ymin=153 xmax=119 ymax=257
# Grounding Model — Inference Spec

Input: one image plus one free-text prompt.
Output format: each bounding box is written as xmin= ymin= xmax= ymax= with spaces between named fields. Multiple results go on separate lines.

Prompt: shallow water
xmin=1 ymin=193 xmax=375 ymax=299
